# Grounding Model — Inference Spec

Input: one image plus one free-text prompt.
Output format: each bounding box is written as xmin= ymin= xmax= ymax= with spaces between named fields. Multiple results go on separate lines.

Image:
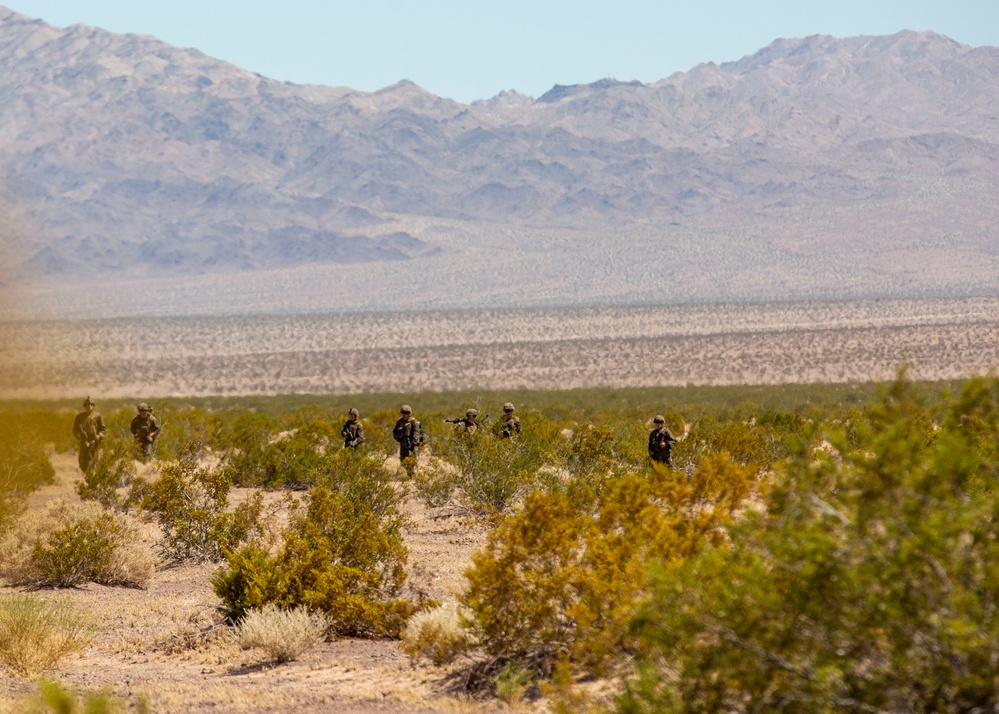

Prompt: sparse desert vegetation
xmin=1 ymin=297 xmax=998 ymax=399
xmin=3 ymin=371 xmax=999 ymax=711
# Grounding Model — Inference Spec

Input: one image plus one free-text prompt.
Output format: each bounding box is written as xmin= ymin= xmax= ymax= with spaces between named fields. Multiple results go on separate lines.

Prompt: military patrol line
xmin=74 ymin=397 xmax=677 ymax=474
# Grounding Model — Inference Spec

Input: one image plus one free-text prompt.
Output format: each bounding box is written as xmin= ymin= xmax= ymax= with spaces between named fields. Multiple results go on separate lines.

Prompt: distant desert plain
xmin=2 ymin=296 xmax=997 ymax=400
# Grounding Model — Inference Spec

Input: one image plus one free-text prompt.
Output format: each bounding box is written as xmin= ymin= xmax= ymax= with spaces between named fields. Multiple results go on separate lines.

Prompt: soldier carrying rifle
xmin=72 ymin=396 xmax=107 ymax=473
xmin=341 ymin=407 xmax=365 ymax=449
xmin=130 ymin=402 xmax=160 ymax=461
xmin=393 ymin=405 xmax=425 ymax=476
xmin=445 ymin=409 xmax=483 ymax=435
xmin=648 ymin=415 xmax=677 ymax=467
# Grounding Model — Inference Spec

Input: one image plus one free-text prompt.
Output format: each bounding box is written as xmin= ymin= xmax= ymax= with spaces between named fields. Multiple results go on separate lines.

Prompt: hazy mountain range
xmin=1 ymin=6 xmax=997 ymax=318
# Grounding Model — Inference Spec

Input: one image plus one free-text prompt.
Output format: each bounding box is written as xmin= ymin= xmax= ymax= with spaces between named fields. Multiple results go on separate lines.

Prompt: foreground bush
xmin=402 ymin=604 xmax=473 ymax=666
xmin=76 ymin=438 xmax=136 ymax=510
xmin=0 ymin=500 xmax=153 ymax=589
xmin=461 ymin=452 xmax=757 ymax=676
xmin=213 ymin=453 xmax=414 ymax=637
xmin=0 ymin=419 xmax=55 ymax=531
xmin=235 ymin=604 xmax=331 ymax=663
xmin=620 ymin=374 xmax=999 ymax=713
xmin=130 ymin=459 xmax=263 ymax=564
xmin=0 ymin=597 xmax=95 ymax=677
xmin=19 ymin=678 xmax=129 ymax=714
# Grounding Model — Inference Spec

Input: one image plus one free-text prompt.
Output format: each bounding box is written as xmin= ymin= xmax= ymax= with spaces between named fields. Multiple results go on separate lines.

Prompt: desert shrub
xmin=20 ymin=678 xmax=130 ymax=714
xmin=0 ymin=500 xmax=153 ymax=589
xmin=425 ymin=428 xmax=548 ymax=514
xmin=620 ymin=374 xmax=999 ymax=713
xmin=402 ymin=604 xmax=473 ymax=666
xmin=219 ymin=412 xmax=279 ymax=485
xmin=130 ymin=459 xmax=263 ymax=564
xmin=462 ymin=454 xmax=757 ymax=677
xmin=363 ymin=408 xmax=403 ymax=457
xmin=76 ymin=438 xmax=136 ymax=510
xmin=226 ymin=418 xmax=335 ymax=489
xmin=493 ymin=662 xmax=535 ymax=706
xmin=412 ymin=459 xmax=458 ymax=507
xmin=153 ymin=405 xmax=224 ymax=461
xmin=235 ymin=604 xmax=331 ymax=663
xmin=213 ymin=453 xmax=414 ymax=637
xmin=0 ymin=597 xmax=96 ymax=677
xmin=0 ymin=419 xmax=55 ymax=531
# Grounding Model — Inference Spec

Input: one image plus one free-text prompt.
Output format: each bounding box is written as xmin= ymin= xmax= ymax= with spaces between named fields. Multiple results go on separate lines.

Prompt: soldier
xmin=648 ymin=415 xmax=677 ymax=467
xmin=72 ymin=396 xmax=107 ymax=473
xmin=393 ymin=405 xmax=424 ymax=475
xmin=130 ymin=402 xmax=160 ymax=461
xmin=499 ymin=402 xmax=521 ymax=439
xmin=341 ymin=407 xmax=365 ymax=449
xmin=447 ymin=409 xmax=480 ymax=434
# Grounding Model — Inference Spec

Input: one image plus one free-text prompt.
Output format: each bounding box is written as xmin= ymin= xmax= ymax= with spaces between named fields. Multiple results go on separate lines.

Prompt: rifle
xmin=445 ymin=414 xmax=490 ymax=424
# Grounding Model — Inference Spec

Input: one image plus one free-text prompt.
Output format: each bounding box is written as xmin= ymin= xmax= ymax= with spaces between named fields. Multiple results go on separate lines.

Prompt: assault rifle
xmin=445 ymin=414 xmax=489 ymax=424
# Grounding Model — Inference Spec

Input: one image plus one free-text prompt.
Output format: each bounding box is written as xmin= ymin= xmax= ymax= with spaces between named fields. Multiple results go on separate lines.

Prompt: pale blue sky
xmin=5 ymin=1 xmax=998 ymax=103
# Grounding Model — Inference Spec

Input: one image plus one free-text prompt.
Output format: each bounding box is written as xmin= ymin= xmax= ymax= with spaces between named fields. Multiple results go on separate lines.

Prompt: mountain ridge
xmin=1 ymin=7 xmax=997 ymax=317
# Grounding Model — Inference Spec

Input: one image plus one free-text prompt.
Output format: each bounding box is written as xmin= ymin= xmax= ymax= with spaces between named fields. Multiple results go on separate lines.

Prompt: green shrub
xmin=0 ymin=597 xmax=96 ymax=677
xmin=424 ymin=428 xmax=546 ymax=514
xmin=235 ymin=604 xmax=331 ymax=663
xmin=153 ymin=405 xmax=224 ymax=461
xmin=493 ymin=662 xmax=535 ymax=705
xmin=76 ymin=438 xmax=136 ymax=510
xmin=462 ymin=454 xmax=757 ymax=676
xmin=226 ymin=418 xmax=335 ymax=489
xmin=213 ymin=453 xmax=414 ymax=638
xmin=22 ymin=678 xmax=129 ymax=714
xmin=620 ymin=373 xmax=999 ymax=713
xmin=0 ymin=500 xmax=153 ymax=589
xmin=130 ymin=459 xmax=263 ymax=564
xmin=0 ymin=418 xmax=55 ymax=531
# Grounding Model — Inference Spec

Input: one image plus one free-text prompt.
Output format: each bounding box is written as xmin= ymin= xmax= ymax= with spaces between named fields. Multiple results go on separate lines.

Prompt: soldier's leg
xmin=79 ymin=445 xmax=95 ymax=473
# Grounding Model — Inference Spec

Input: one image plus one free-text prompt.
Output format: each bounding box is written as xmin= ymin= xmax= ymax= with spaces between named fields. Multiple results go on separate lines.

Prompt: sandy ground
xmin=3 ymin=297 xmax=998 ymax=399
xmin=0 ymin=452 xmax=515 ymax=714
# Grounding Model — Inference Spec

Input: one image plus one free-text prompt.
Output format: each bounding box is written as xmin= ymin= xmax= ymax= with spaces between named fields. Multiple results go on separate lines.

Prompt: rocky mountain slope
xmin=1 ymin=6 xmax=997 ymax=316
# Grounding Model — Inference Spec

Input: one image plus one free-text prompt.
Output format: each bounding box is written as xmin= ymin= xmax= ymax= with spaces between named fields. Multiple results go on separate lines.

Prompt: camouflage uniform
xmin=72 ymin=397 xmax=107 ymax=473
xmin=393 ymin=406 xmax=424 ymax=474
xmin=648 ymin=416 xmax=677 ymax=466
xmin=451 ymin=409 xmax=479 ymax=434
xmin=342 ymin=408 xmax=365 ymax=449
xmin=500 ymin=402 xmax=521 ymax=439
xmin=130 ymin=403 xmax=160 ymax=460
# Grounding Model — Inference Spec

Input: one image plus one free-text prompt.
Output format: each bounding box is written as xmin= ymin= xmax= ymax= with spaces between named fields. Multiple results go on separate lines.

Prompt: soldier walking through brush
xmin=72 ymin=396 xmax=107 ymax=473
xmin=499 ymin=402 xmax=521 ymax=439
xmin=446 ymin=409 xmax=480 ymax=434
xmin=648 ymin=415 xmax=677 ymax=467
xmin=341 ymin=407 xmax=365 ymax=449
xmin=130 ymin=402 xmax=160 ymax=461
xmin=393 ymin=405 xmax=424 ymax=476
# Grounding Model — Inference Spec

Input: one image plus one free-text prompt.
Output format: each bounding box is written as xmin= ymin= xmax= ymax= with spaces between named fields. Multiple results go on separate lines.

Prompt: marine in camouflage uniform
xmin=341 ymin=408 xmax=365 ymax=449
xmin=500 ymin=402 xmax=521 ymax=439
xmin=130 ymin=402 xmax=160 ymax=461
xmin=393 ymin=405 xmax=424 ymax=475
xmin=72 ymin=396 xmax=107 ymax=473
xmin=448 ymin=409 xmax=480 ymax=434
xmin=648 ymin=415 xmax=677 ymax=466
